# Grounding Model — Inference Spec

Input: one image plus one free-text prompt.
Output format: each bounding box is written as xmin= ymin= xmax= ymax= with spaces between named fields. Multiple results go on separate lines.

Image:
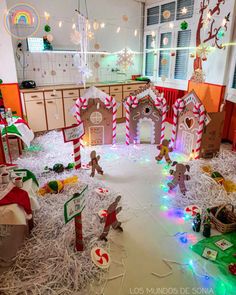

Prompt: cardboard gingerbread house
xmin=170 ymin=91 xmax=225 ymax=159
xmin=123 ymin=84 xmax=167 ymax=145
xmin=75 ymin=86 xmax=117 ymax=145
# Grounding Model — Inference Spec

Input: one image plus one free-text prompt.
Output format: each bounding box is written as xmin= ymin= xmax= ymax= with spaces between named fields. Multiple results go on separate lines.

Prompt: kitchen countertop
xmin=20 ymin=80 xmax=147 ymax=93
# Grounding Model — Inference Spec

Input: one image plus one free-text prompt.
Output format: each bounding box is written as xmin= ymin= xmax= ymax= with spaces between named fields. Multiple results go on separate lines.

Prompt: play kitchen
xmin=20 ymin=81 xmax=146 ymax=132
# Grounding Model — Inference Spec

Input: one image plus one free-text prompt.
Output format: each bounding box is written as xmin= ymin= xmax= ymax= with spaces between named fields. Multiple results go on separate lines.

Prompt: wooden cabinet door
xmin=45 ymin=99 xmax=64 ymax=130
xmin=64 ymin=97 xmax=77 ymax=126
xmin=110 ymin=92 xmax=123 ymax=119
xmin=25 ymin=100 xmax=47 ymax=132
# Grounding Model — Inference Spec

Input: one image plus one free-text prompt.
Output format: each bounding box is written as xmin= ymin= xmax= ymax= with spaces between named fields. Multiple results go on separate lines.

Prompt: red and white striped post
xmin=193 ymin=103 xmax=206 ymax=159
xmin=170 ymin=99 xmax=185 ymax=147
xmin=105 ymin=96 xmax=117 ymax=145
xmin=73 ymin=138 xmax=81 ymax=169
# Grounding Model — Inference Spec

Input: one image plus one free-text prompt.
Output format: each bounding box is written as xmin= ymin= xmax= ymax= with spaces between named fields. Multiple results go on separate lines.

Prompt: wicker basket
xmin=209 ymin=204 xmax=236 ymax=233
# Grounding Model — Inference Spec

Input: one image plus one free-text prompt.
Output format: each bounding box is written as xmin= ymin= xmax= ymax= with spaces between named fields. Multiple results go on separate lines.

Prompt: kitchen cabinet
xmin=45 ymin=98 xmax=64 ymax=130
xmin=64 ymin=97 xmax=77 ymax=126
xmin=25 ymin=100 xmax=47 ymax=132
xmin=110 ymin=92 xmax=123 ymax=119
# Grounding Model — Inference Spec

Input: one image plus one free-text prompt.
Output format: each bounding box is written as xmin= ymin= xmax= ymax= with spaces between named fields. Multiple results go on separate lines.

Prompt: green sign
xmin=64 ymin=185 xmax=88 ymax=224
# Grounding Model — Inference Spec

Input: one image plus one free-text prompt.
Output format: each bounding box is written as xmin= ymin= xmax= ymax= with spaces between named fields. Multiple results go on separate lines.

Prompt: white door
xmin=139 ymin=120 xmax=152 ymax=143
xmin=181 ymin=131 xmax=194 ymax=155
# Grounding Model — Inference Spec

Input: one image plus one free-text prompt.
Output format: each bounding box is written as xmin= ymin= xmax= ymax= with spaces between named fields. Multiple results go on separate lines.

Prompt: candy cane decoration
xmin=91 ymin=247 xmax=111 ymax=269
xmin=125 ymin=96 xmax=138 ymax=145
xmin=171 ymin=99 xmax=186 ymax=147
xmin=154 ymin=96 xmax=167 ymax=143
xmin=75 ymin=97 xmax=88 ymax=123
xmin=105 ymin=97 xmax=117 ymax=144
xmin=73 ymin=138 xmax=81 ymax=169
xmin=193 ymin=103 xmax=206 ymax=159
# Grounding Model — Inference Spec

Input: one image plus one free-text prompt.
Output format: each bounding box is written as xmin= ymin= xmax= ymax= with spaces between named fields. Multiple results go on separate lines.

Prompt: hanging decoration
xmin=44 ymin=24 xmax=51 ymax=32
xmin=117 ymin=48 xmax=134 ymax=71
xmin=122 ymin=15 xmax=129 ymax=22
xmin=74 ymin=12 xmax=91 ymax=86
xmin=163 ymin=10 xmax=171 ymax=19
xmin=70 ymin=30 xmax=81 ymax=45
xmin=94 ymin=43 xmax=100 ymax=50
xmin=180 ymin=21 xmax=188 ymax=30
xmin=161 ymin=58 xmax=168 ymax=66
xmin=163 ymin=37 xmax=169 ymax=46
xmin=93 ymin=20 xmax=99 ymax=30
xmin=196 ymin=43 xmax=212 ymax=61
xmin=190 ymin=69 xmax=206 ymax=83
xmin=217 ymin=27 xmax=225 ymax=39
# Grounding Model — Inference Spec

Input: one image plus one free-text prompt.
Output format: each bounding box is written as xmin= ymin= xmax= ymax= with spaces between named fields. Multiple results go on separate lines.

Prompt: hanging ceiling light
xmin=100 ymin=22 xmax=105 ymax=28
xmin=59 ymin=21 xmax=62 ymax=28
xmin=117 ymin=26 xmax=121 ymax=33
xmin=134 ymin=29 xmax=138 ymax=36
xmin=72 ymin=23 xmax=76 ymax=29
xmin=93 ymin=20 xmax=99 ymax=30
xmin=44 ymin=11 xmax=50 ymax=21
xmin=169 ymin=22 xmax=174 ymax=29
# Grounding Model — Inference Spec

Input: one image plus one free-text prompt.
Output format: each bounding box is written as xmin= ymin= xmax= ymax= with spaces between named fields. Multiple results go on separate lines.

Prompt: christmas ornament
xmin=163 ymin=37 xmax=169 ymax=46
xmin=91 ymin=247 xmax=111 ymax=269
xmin=180 ymin=21 xmax=188 ymax=30
xmin=190 ymin=53 xmax=195 ymax=58
xmin=122 ymin=15 xmax=129 ymax=22
xmin=87 ymin=31 xmax=94 ymax=40
xmin=196 ymin=43 xmax=211 ymax=58
xmin=117 ymin=48 xmax=134 ymax=71
xmin=70 ymin=30 xmax=81 ymax=45
xmin=163 ymin=10 xmax=171 ymax=19
xmin=170 ymin=52 xmax=175 ymax=57
xmin=46 ymin=34 xmax=53 ymax=42
xmin=44 ymin=24 xmax=51 ymax=32
xmin=161 ymin=58 xmax=168 ymax=65
xmin=217 ymin=27 xmax=225 ymax=39
xmin=94 ymin=43 xmax=100 ymax=50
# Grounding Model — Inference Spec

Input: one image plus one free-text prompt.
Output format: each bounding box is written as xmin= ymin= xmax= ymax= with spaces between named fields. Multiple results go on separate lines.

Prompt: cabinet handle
xmin=36 ymin=101 xmax=43 ymax=104
xmin=47 ymin=101 xmax=53 ymax=103
xmin=69 ymin=92 xmax=74 ymax=95
xmin=50 ymin=94 xmax=56 ymax=97
xmin=127 ymin=87 xmax=131 ymax=90
xmin=73 ymin=98 xmax=77 ymax=101
xmin=114 ymin=88 xmax=118 ymax=91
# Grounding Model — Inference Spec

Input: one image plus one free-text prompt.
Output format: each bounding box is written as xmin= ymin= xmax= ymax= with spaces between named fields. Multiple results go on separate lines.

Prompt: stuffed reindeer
xmin=167 ymin=161 xmax=190 ymax=195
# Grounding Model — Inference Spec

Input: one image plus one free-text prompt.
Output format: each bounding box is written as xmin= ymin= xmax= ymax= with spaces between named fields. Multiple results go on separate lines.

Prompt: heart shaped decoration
xmin=185 ymin=117 xmax=194 ymax=129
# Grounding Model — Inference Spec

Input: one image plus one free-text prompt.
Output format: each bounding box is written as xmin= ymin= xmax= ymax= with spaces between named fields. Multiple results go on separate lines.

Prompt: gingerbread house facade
xmin=171 ymin=91 xmax=225 ymax=158
xmin=75 ymin=86 xmax=116 ymax=145
xmin=123 ymin=85 xmax=167 ymax=145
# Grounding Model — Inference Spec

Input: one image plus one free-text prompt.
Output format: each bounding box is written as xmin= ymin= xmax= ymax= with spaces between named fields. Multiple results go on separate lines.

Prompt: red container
xmin=131 ymin=75 xmax=141 ymax=80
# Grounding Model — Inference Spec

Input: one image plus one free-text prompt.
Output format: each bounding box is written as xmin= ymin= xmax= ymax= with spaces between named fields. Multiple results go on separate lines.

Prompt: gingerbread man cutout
xmin=89 ymin=150 xmax=104 ymax=177
xmin=99 ymin=195 xmax=123 ymax=242
xmin=167 ymin=161 xmax=190 ymax=195
xmin=155 ymin=139 xmax=173 ymax=164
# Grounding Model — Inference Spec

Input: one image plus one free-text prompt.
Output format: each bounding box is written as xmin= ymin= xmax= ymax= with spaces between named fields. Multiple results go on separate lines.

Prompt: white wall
xmin=0 ymin=0 xmax=18 ymax=83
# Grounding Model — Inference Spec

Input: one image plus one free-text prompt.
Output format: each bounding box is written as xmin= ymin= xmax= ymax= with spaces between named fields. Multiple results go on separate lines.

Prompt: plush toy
xmin=44 ymin=163 xmax=75 ymax=173
xmin=155 ymin=139 xmax=173 ymax=164
xmin=167 ymin=161 xmax=190 ymax=195
xmin=38 ymin=175 xmax=78 ymax=196
xmin=89 ymin=150 xmax=104 ymax=177
xmin=99 ymin=195 xmax=123 ymax=242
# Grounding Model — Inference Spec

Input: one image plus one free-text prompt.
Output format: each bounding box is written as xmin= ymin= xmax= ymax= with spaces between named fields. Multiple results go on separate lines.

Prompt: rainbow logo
xmin=12 ymin=10 xmax=33 ymax=25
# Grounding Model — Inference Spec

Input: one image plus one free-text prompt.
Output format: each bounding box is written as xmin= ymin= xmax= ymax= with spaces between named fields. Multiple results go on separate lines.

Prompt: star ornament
xmin=196 ymin=43 xmax=212 ymax=58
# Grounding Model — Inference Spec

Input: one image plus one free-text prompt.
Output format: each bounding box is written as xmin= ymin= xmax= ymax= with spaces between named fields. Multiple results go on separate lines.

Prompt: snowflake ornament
xmin=117 ymin=48 xmax=134 ymax=71
xmin=196 ymin=43 xmax=212 ymax=59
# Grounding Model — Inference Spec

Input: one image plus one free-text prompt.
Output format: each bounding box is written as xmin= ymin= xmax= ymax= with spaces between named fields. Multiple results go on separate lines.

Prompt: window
xmin=147 ymin=6 xmax=159 ymax=26
xmin=176 ymin=0 xmax=194 ymax=20
xmin=174 ymin=30 xmax=191 ymax=80
xmin=145 ymin=35 xmax=155 ymax=76
xmin=159 ymin=32 xmax=172 ymax=78
xmin=161 ymin=2 xmax=176 ymax=23
xmin=232 ymin=64 xmax=236 ymax=89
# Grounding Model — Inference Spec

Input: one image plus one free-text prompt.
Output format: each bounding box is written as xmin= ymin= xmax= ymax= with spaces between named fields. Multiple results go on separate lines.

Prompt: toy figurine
xmin=192 ymin=213 xmax=201 ymax=232
xmin=99 ymin=196 xmax=123 ymax=242
xmin=38 ymin=176 xmax=78 ymax=196
xmin=167 ymin=162 xmax=190 ymax=195
xmin=155 ymin=139 xmax=173 ymax=164
xmin=89 ymin=150 xmax=104 ymax=177
xmin=44 ymin=163 xmax=75 ymax=173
